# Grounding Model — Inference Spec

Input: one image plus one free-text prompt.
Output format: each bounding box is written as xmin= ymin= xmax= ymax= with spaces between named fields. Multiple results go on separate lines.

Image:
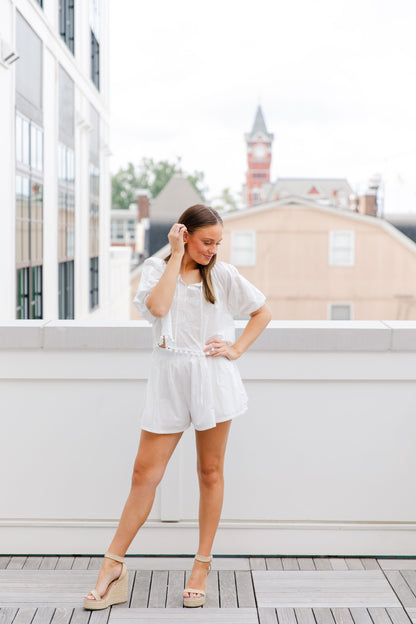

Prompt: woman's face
xmin=184 ymin=223 xmax=223 ymax=265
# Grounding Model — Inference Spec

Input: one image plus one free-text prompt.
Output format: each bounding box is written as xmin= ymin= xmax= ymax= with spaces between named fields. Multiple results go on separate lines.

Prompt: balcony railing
xmin=0 ymin=320 xmax=415 ymax=556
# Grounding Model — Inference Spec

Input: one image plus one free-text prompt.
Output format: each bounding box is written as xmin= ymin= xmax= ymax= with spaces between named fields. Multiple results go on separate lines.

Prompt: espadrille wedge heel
xmin=183 ymin=554 xmax=212 ymax=608
xmin=83 ymin=552 xmax=128 ymax=610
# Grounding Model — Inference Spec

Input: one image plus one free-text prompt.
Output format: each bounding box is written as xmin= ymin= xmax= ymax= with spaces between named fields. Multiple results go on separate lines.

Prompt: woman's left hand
xmin=204 ymin=338 xmax=240 ymax=360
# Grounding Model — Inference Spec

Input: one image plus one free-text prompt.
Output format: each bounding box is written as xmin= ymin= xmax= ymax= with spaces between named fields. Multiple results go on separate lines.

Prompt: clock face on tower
xmin=253 ymin=143 xmax=267 ymax=159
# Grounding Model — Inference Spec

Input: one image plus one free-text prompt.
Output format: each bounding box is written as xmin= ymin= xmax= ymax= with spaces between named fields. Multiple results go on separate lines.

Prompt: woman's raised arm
xmin=145 ymin=224 xmax=186 ymax=318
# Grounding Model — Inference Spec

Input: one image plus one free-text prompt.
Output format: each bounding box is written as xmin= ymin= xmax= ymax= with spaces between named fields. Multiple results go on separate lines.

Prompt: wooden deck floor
xmin=0 ymin=556 xmax=415 ymax=624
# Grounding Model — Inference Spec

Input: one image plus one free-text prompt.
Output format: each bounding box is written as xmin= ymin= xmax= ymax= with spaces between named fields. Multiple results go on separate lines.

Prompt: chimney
xmin=357 ymin=174 xmax=382 ymax=217
xmin=136 ymin=189 xmax=150 ymax=221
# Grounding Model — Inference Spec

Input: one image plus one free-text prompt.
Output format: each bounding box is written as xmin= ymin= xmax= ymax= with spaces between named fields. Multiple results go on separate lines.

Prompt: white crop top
xmin=133 ymin=258 xmax=266 ymax=353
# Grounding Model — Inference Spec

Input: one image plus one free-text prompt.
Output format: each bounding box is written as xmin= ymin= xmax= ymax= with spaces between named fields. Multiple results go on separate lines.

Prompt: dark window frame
xmin=91 ymin=29 xmax=100 ymax=90
xmin=59 ymin=0 xmax=75 ymax=54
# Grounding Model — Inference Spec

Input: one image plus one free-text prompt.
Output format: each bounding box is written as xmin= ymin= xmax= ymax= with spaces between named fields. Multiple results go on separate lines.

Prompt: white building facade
xmin=0 ymin=0 xmax=116 ymax=320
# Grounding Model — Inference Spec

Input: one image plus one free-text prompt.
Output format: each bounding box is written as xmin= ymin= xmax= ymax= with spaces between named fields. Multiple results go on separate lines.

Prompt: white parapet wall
xmin=0 ymin=320 xmax=415 ymax=556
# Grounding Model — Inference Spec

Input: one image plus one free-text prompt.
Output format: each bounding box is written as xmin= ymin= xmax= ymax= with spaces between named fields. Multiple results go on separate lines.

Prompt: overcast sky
xmin=109 ymin=0 xmax=416 ymax=214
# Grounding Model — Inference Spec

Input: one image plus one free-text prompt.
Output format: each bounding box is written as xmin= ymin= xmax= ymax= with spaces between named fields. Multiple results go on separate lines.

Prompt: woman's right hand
xmin=168 ymin=223 xmax=187 ymax=256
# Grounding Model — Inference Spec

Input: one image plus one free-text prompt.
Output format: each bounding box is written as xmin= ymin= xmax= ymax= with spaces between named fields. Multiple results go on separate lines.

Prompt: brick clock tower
xmin=245 ymin=106 xmax=274 ymax=206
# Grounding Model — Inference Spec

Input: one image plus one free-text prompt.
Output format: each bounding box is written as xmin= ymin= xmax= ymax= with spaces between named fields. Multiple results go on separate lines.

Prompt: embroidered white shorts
xmin=140 ymin=347 xmax=248 ymax=434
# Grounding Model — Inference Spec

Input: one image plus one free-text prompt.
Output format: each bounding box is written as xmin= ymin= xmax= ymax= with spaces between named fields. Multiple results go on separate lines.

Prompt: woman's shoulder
xmin=212 ymin=260 xmax=238 ymax=279
xmin=142 ymin=256 xmax=167 ymax=271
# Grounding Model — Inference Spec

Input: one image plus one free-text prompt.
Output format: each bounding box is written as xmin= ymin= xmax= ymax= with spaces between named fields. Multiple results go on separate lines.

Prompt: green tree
xmin=112 ymin=158 xmax=207 ymax=210
xmin=211 ymin=187 xmax=241 ymax=213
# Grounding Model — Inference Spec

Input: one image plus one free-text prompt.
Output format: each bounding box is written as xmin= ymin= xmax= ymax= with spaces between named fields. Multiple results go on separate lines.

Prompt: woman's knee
xmin=197 ymin=463 xmax=223 ymax=488
xmin=131 ymin=460 xmax=164 ymax=489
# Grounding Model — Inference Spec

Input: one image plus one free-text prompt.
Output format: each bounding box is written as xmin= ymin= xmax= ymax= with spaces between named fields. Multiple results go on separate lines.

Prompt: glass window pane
xmin=16 ymin=114 xmax=22 ymax=162
xmin=22 ymin=118 xmax=30 ymax=165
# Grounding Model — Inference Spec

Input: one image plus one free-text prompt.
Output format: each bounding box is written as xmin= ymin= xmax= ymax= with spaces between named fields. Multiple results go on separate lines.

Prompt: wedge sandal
xmin=83 ymin=551 xmax=128 ymax=610
xmin=183 ymin=554 xmax=212 ymax=607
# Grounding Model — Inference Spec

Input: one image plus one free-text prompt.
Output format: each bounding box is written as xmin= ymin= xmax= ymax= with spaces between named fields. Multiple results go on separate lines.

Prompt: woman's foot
xmin=183 ymin=556 xmax=211 ymax=600
xmin=84 ymin=557 xmax=123 ymax=602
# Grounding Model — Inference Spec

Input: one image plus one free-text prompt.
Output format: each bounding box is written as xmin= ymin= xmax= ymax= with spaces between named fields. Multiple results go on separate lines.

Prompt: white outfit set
xmin=133 ymin=257 xmax=266 ymax=434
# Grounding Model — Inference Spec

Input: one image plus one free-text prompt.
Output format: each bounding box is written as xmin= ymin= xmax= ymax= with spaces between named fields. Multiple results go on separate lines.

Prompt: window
xmin=329 ymin=303 xmax=352 ymax=320
xmin=89 ymin=105 xmax=100 ymax=310
xmin=231 ymin=230 xmax=256 ymax=266
xmin=329 ymin=230 xmax=355 ymax=266
xmin=91 ymin=29 xmax=100 ymax=90
xmin=89 ymin=256 xmax=99 ymax=310
xmin=58 ymin=144 xmax=75 ymax=318
xmin=59 ymin=260 xmax=74 ymax=319
xmin=16 ymin=266 xmax=42 ymax=320
xmin=59 ymin=0 xmax=75 ymax=54
xmin=15 ymin=111 xmax=44 ymax=319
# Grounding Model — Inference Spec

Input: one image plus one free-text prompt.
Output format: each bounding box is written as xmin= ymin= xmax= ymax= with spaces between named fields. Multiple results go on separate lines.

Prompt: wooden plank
xmin=218 ymin=570 xmax=237 ymax=608
xmin=148 ymin=570 xmax=168 ymax=608
xmin=72 ymin=558 xmax=90 ymax=570
xmin=213 ymin=558 xmax=250 ymax=571
xmin=235 ymin=570 xmax=256 ymax=608
xmin=23 ymin=557 xmax=43 ymax=570
xmin=345 ymin=559 xmax=365 ymax=570
xmin=0 ymin=558 xmax=11 ymax=569
xmin=7 ymin=557 xmax=27 ymax=570
xmin=349 ymin=608 xmax=374 ymax=624
xmin=298 ymin=559 xmax=315 ymax=571
xmin=387 ymin=607 xmax=415 ymax=624
xmin=123 ymin=557 xmax=195 ymax=571
xmin=166 ymin=570 xmax=185 ymax=608
xmin=378 ymin=561 xmax=416 ymax=571
xmin=89 ymin=607 xmax=111 ymax=624
xmin=295 ymin=607 xmax=316 ymax=624
xmin=368 ymin=608 xmax=394 ymax=624
xmin=55 ymin=558 xmax=75 ymax=570
xmin=329 ymin=559 xmax=348 ymax=570
xmin=39 ymin=558 xmax=58 ymax=570
xmin=313 ymin=608 xmax=335 ymax=624
xmin=276 ymin=607 xmax=297 ymax=624
xmin=50 ymin=609 xmax=73 ymax=624
xmin=12 ymin=608 xmax=37 ymax=624
xmin=108 ymin=608 xmax=259 ymax=623
xmin=66 ymin=609 xmax=91 ymax=624
xmin=282 ymin=560 xmax=299 ymax=571
xmin=88 ymin=557 xmax=103 ymax=570
xmin=253 ymin=570 xmax=400 ymax=608
xmin=402 ymin=571 xmax=416 ymax=597
xmin=361 ymin=559 xmax=380 ymax=570
xmin=332 ymin=607 xmax=355 ymax=624
xmin=0 ymin=609 xmax=18 ymax=624
xmin=250 ymin=558 xmax=267 ymax=570
xmin=313 ymin=559 xmax=332 ymax=571
xmin=266 ymin=559 xmax=283 ymax=570
xmin=385 ymin=571 xmax=416 ymax=607
xmin=32 ymin=607 xmax=55 ymax=624
xmin=258 ymin=608 xmax=278 ymax=624
xmin=130 ymin=570 xmax=151 ymax=608
xmin=204 ymin=570 xmax=220 ymax=608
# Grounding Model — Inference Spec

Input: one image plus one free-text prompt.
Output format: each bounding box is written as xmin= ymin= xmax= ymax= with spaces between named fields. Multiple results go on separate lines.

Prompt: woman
xmin=84 ymin=204 xmax=271 ymax=610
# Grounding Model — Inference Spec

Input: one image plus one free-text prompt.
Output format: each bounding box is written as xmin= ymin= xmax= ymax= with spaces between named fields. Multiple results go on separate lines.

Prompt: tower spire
xmin=244 ymin=106 xmax=274 ymax=206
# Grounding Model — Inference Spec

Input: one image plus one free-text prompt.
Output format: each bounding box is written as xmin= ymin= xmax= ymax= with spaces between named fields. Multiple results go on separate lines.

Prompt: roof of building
xmin=220 ymin=195 xmax=416 ymax=256
xmin=267 ymin=178 xmax=354 ymax=208
xmin=385 ymin=214 xmax=416 ymax=245
xmin=245 ymin=105 xmax=274 ymax=142
xmin=150 ymin=173 xmax=204 ymax=224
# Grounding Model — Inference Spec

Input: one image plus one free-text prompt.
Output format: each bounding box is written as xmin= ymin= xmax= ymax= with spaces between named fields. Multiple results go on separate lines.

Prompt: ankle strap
xmin=195 ymin=554 xmax=212 ymax=563
xmin=105 ymin=551 xmax=125 ymax=563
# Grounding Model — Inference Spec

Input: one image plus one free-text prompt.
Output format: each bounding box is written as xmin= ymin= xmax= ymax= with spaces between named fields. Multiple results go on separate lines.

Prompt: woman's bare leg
xmin=85 ymin=429 xmax=183 ymax=601
xmin=183 ymin=420 xmax=232 ymax=598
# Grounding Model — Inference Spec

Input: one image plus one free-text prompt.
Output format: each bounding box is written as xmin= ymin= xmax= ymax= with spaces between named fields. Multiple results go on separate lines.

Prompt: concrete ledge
xmin=0 ymin=320 xmax=415 ymax=351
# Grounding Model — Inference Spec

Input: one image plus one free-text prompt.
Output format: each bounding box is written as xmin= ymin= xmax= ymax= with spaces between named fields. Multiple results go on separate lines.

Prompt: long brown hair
xmin=165 ymin=204 xmax=223 ymax=304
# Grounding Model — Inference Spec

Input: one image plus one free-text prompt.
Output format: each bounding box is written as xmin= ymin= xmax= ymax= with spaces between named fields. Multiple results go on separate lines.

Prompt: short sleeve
xmin=133 ymin=258 xmax=166 ymax=322
xmin=219 ymin=262 xmax=266 ymax=317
